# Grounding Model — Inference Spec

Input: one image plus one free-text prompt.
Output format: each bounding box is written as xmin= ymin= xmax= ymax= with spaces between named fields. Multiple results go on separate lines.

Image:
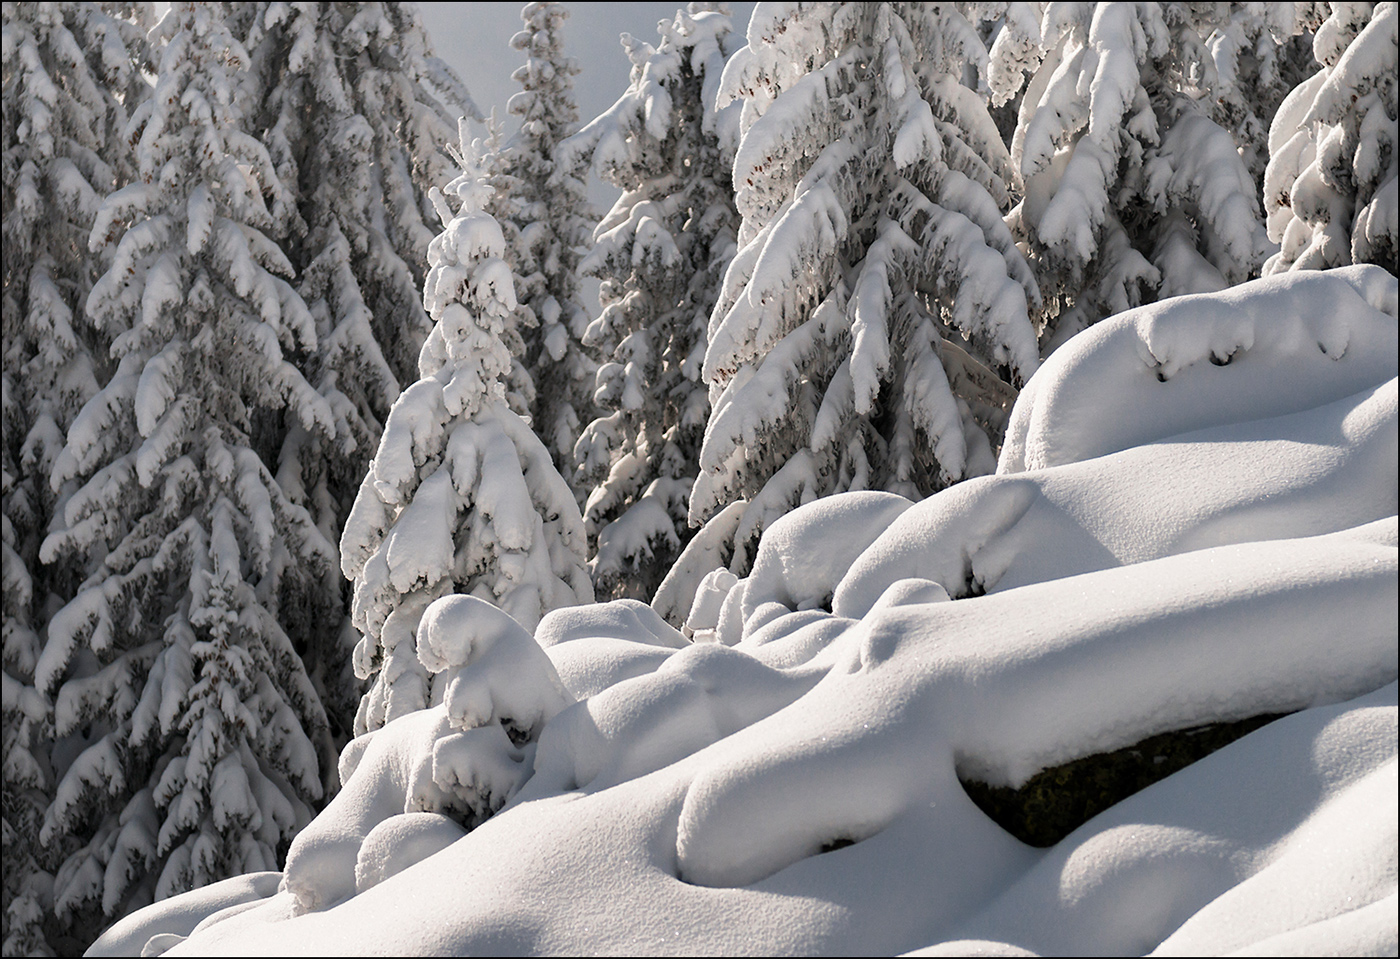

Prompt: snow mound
xmin=84 ymin=872 xmax=281 ymax=958
xmin=741 ymin=490 xmax=913 ymax=619
xmin=417 ymin=594 xmax=574 ymax=740
xmin=533 ymin=599 xmax=688 ymax=699
xmin=836 ymin=374 xmax=1397 ymax=617
xmin=1000 ymin=265 xmax=1398 ymax=473
xmin=276 ymin=708 xmax=460 ymax=914
xmin=93 ymin=270 xmax=1398 ymax=957
xmin=352 ymin=812 xmax=466 ymax=895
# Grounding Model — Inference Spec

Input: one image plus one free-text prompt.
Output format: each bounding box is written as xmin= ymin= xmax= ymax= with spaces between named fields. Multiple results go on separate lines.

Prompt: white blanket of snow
xmin=90 ymin=268 xmax=1399 ymax=957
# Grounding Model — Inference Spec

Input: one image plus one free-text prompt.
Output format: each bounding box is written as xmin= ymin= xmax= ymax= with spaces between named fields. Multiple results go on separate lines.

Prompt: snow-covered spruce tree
xmin=495 ymin=0 xmax=596 ymax=483
xmin=462 ymin=110 xmax=541 ymax=421
xmin=30 ymin=3 xmax=339 ymax=940
xmin=1263 ymin=1 xmax=1397 ymax=275
xmin=253 ymin=1 xmax=474 ymax=393
xmin=340 ymin=125 xmax=592 ymax=736
xmin=1 ymin=4 xmax=151 ymax=954
xmin=997 ymin=3 xmax=1299 ymax=349
xmin=557 ymin=3 xmax=740 ymax=602
xmin=685 ymin=2 xmax=1040 ymax=580
xmin=1204 ymin=2 xmax=1325 ymax=188
xmin=244 ymin=1 xmax=480 ymax=733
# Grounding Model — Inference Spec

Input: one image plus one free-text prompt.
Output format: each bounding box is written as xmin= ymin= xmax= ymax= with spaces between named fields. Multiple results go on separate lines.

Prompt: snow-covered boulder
xmin=92 ymin=269 xmax=1398 ymax=957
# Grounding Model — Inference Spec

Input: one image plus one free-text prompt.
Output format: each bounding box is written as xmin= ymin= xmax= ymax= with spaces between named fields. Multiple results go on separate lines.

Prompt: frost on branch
xmin=341 ymin=126 xmax=591 ymax=736
xmin=1206 ymin=2 xmax=1323 ymax=185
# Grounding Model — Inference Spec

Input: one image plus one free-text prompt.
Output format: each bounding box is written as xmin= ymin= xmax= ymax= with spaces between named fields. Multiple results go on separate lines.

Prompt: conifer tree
xmin=1263 ymin=1 xmax=1397 ymax=275
xmin=994 ymin=3 xmax=1301 ymax=348
xmin=559 ymin=3 xmax=740 ymax=601
xmin=496 ymin=1 xmax=596 ymax=483
xmin=253 ymin=1 xmax=473 ymax=392
xmin=245 ymin=1 xmax=479 ymax=732
xmin=30 ymin=3 xmax=338 ymax=937
xmin=2 ymin=3 xmax=151 ymax=953
xmin=687 ymin=2 xmax=1041 ymax=575
xmin=1205 ymin=2 xmax=1324 ymax=188
xmin=340 ymin=124 xmax=592 ymax=736
xmin=468 ymin=112 xmax=545 ymax=414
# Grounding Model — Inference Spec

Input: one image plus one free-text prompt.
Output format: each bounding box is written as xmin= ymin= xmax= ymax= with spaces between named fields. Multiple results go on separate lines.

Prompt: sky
xmin=420 ymin=3 xmax=755 ymax=144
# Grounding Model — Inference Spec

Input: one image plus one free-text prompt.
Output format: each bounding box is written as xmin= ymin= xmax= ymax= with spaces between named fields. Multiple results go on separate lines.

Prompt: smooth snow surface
xmin=91 ymin=268 xmax=1399 ymax=957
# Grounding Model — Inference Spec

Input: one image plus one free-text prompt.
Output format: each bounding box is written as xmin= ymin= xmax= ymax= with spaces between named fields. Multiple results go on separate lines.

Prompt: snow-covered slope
xmin=90 ymin=267 xmax=1399 ymax=957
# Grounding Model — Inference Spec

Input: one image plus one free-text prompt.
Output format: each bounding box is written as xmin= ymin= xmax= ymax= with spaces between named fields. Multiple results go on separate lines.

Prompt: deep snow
xmin=90 ymin=267 xmax=1398 ymax=957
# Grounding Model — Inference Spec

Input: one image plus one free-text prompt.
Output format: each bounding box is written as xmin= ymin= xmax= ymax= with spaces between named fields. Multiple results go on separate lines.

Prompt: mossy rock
xmin=961 ymin=713 xmax=1288 ymax=848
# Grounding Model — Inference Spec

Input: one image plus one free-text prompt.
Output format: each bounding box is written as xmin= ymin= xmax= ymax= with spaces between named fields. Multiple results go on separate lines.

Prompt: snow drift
xmin=90 ymin=267 xmax=1399 ymax=957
